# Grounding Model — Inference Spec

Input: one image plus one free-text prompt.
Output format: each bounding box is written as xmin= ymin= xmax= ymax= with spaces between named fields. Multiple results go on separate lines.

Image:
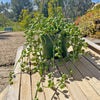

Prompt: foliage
xmin=11 ymin=0 xmax=33 ymax=21
xmin=34 ymin=0 xmax=93 ymax=22
xmin=9 ymin=15 xmax=87 ymax=100
xmin=40 ymin=0 xmax=49 ymax=17
xmin=19 ymin=9 xmax=33 ymax=28
xmin=0 ymin=13 xmax=24 ymax=31
xmin=0 ymin=0 xmax=93 ymax=23
xmin=11 ymin=22 xmax=25 ymax=31
xmin=0 ymin=1 xmax=10 ymax=13
xmin=48 ymin=0 xmax=63 ymax=18
xmin=75 ymin=8 xmax=100 ymax=38
xmin=0 ymin=23 xmax=25 ymax=32
xmin=0 ymin=13 xmax=12 ymax=27
xmin=92 ymin=3 xmax=100 ymax=9
xmin=48 ymin=0 xmax=57 ymax=17
xmin=63 ymin=0 xmax=93 ymax=22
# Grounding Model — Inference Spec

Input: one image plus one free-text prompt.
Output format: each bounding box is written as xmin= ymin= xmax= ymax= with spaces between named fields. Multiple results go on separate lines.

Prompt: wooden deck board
xmin=66 ymin=61 xmax=100 ymax=100
xmin=83 ymin=54 xmax=100 ymax=70
xmin=31 ymin=66 xmax=45 ymax=100
xmin=83 ymin=38 xmax=100 ymax=52
xmin=7 ymin=46 xmax=23 ymax=100
xmin=42 ymin=66 xmax=62 ymax=100
xmin=74 ymin=58 xmax=100 ymax=96
xmin=80 ymin=56 xmax=100 ymax=78
xmin=6 ymin=46 xmax=100 ymax=100
xmin=49 ymin=65 xmax=73 ymax=100
xmin=20 ymin=73 xmax=32 ymax=100
xmin=43 ymin=74 xmax=59 ymax=100
xmin=20 ymin=57 xmax=32 ymax=100
xmin=57 ymin=61 xmax=88 ymax=100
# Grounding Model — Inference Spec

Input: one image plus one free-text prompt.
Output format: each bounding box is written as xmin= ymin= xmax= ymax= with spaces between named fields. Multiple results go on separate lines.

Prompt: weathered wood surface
xmin=20 ymin=57 xmax=32 ymax=100
xmin=83 ymin=38 xmax=100 ymax=51
xmin=7 ymin=46 xmax=23 ymax=100
xmin=0 ymin=86 xmax=9 ymax=100
xmin=4 ymin=46 xmax=100 ymax=100
xmin=0 ymin=31 xmax=7 ymax=34
xmin=84 ymin=47 xmax=100 ymax=70
xmin=31 ymin=55 xmax=45 ymax=100
xmin=83 ymin=38 xmax=100 ymax=54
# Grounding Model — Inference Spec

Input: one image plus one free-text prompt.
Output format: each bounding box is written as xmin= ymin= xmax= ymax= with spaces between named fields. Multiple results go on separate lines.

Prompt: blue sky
xmin=92 ymin=0 xmax=100 ymax=2
xmin=0 ymin=0 xmax=100 ymax=3
xmin=0 ymin=0 xmax=10 ymax=3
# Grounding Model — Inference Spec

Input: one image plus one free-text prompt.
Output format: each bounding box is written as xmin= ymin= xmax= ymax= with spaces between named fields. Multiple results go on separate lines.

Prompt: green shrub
xmin=0 ymin=13 xmax=24 ymax=31
xmin=75 ymin=8 xmax=100 ymax=38
xmin=19 ymin=9 xmax=33 ymax=28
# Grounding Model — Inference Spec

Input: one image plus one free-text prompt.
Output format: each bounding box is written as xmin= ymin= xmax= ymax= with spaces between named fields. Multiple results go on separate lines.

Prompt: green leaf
xmin=39 ymin=67 xmax=43 ymax=70
xmin=48 ymin=83 xmax=50 ymax=87
xmin=48 ymin=72 xmax=53 ymax=78
xmin=39 ymin=70 xmax=42 ymax=76
xmin=60 ymin=78 xmax=64 ymax=83
xmin=31 ymin=57 xmax=36 ymax=61
xmin=62 ymin=74 xmax=66 ymax=79
xmin=18 ymin=59 xmax=20 ymax=62
xmin=83 ymin=42 xmax=88 ymax=47
xmin=21 ymin=68 xmax=25 ymax=72
xmin=37 ymin=82 xmax=40 ymax=87
xmin=9 ymin=78 xmax=12 ymax=81
xmin=60 ymin=83 xmax=65 ymax=89
xmin=66 ymin=43 xmax=70 ymax=48
xmin=45 ymin=66 xmax=48 ymax=71
xmin=9 ymin=73 xmax=12 ymax=77
xmin=40 ymin=77 xmax=44 ymax=81
xmin=32 ymin=53 xmax=37 ymax=56
xmin=48 ymin=79 xmax=51 ymax=83
xmin=33 ymin=63 xmax=38 ymax=66
xmin=20 ymin=64 xmax=25 ymax=68
xmin=64 ymin=57 xmax=69 ymax=62
xmin=34 ymin=98 xmax=38 ymax=100
xmin=55 ymin=53 xmax=59 ymax=57
xmin=69 ymin=68 xmax=73 ymax=75
xmin=50 ymin=81 xmax=54 ymax=87
xmin=10 ymin=81 xmax=13 ymax=85
xmin=37 ymin=87 xmax=42 ymax=92
xmin=33 ymin=68 xmax=38 ymax=73
xmin=26 ymin=67 xmax=30 ymax=71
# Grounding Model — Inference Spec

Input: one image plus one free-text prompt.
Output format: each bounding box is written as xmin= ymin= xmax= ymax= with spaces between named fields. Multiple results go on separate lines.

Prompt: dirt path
xmin=0 ymin=32 xmax=25 ymax=93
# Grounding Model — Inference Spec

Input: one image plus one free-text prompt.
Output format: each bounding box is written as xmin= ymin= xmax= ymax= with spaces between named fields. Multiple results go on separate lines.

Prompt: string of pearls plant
xmin=9 ymin=15 xmax=87 ymax=100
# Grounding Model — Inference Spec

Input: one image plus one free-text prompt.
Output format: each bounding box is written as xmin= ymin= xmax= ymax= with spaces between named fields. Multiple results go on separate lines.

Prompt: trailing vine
xmin=9 ymin=15 xmax=87 ymax=100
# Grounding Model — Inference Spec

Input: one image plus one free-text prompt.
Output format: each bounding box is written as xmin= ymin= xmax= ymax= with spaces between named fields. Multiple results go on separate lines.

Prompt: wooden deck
xmin=1 ymin=45 xmax=100 ymax=100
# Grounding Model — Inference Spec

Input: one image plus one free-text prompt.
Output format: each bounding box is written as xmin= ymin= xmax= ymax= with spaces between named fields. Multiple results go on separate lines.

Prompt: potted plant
xmin=9 ymin=14 xmax=87 ymax=100
xmin=25 ymin=14 xmax=87 ymax=61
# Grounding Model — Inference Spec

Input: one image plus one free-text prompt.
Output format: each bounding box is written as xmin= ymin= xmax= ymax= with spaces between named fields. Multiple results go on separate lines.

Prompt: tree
xmin=48 ymin=0 xmax=56 ymax=17
xmin=34 ymin=0 xmax=50 ymax=17
xmin=0 ymin=2 xmax=5 ymax=13
xmin=34 ymin=0 xmax=93 ymax=22
xmin=19 ymin=9 xmax=32 ymax=28
xmin=11 ymin=0 xmax=33 ymax=21
xmin=62 ymin=0 xmax=92 ymax=22
xmin=48 ymin=0 xmax=63 ymax=17
xmin=40 ymin=0 xmax=49 ymax=17
xmin=0 ymin=13 xmax=12 ymax=27
xmin=0 ymin=2 xmax=10 ymax=13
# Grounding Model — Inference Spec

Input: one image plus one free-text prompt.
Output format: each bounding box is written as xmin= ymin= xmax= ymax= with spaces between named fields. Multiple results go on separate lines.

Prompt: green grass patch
xmin=0 ymin=22 xmax=25 ymax=32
